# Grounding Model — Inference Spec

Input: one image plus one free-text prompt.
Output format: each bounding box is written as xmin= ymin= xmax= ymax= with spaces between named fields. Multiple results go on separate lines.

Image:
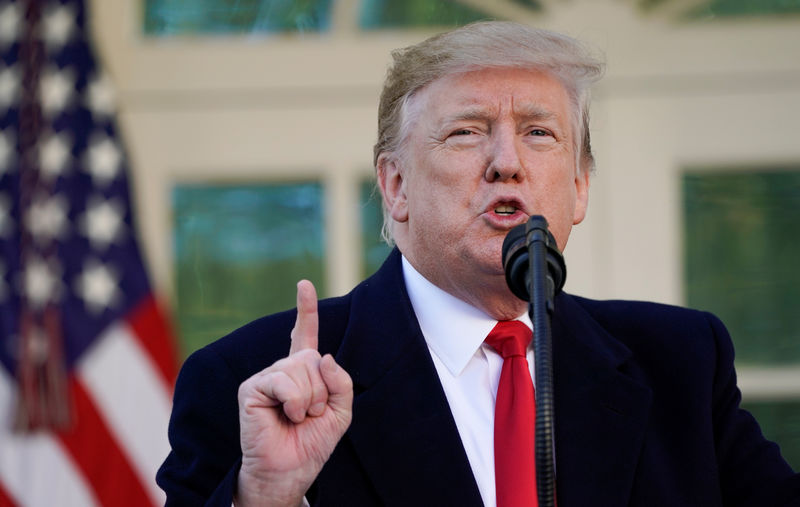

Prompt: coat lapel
xmin=552 ymin=293 xmax=653 ymax=507
xmin=331 ymin=251 xmax=654 ymax=507
xmin=335 ymin=250 xmax=483 ymax=506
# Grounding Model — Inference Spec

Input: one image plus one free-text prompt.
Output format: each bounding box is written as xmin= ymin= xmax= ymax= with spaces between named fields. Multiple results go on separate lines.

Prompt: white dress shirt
xmin=401 ymin=256 xmax=534 ymax=507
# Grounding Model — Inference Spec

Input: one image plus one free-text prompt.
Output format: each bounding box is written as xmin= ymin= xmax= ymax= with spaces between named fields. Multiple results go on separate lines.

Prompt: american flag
xmin=0 ymin=0 xmax=179 ymax=505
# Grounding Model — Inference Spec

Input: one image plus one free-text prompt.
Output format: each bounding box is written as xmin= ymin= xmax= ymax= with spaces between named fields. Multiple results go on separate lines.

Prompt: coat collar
xmin=552 ymin=293 xmax=653 ymax=506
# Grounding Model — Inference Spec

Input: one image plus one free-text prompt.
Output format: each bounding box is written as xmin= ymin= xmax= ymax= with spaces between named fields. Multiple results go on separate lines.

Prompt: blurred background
xmin=1 ymin=0 xmax=799 ymax=504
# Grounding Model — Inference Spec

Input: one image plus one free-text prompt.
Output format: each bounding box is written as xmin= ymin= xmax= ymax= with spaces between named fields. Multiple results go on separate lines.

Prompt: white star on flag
xmin=0 ymin=64 xmax=20 ymax=110
xmin=40 ymin=67 xmax=76 ymax=117
xmin=80 ymin=195 xmax=124 ymax=250
xmin=86 ymin=134 xmax=121 ymax=185
xmin=25 ymin=193 xmax=69 ymax=244
xmin=75 ymin=260 xmax=121 ymax=314
xmin=43 ymin=4 xmax=76 ymax=49
xmin=87 ymin=72 xmax=117 ymax=117
xmin=23 ymin=256 xmax=62 ymax=309
xmin=0 ymin=192 xmax=12 ymax=238
xmin=0 ymin=128 xmax=15 ymax=175
xmin=38 ymin=132 xmax=72 ymax=180
xmin=0 ymin=2 xmax=21 ymax=48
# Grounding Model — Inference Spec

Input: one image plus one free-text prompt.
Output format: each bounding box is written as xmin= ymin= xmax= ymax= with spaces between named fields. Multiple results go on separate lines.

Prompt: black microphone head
xmin=502 ymin=222 xmax=532 ymax=301
xmin=546 ymin=245 xmax=566 ymax=296
xmin=501 ymin=216 xmax=567 ymax=302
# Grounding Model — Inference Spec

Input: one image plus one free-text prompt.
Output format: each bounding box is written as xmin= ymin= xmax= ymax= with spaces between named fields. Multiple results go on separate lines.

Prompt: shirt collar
xmin=401 ymin=255 xmax=531 ymax=377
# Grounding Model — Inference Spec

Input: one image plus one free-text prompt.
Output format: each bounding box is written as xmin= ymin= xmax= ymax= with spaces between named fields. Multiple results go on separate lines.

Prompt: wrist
xmin=235 ymin=462 xmax=311 ymax=507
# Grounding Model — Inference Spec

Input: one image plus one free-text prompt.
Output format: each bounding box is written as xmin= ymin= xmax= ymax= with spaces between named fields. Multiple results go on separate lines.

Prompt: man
xmin=157 ymin=22 xmax=800 ymax=506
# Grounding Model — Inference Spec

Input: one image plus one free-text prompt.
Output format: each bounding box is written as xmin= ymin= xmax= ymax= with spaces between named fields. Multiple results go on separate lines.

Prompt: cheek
xmin=531 ymin=168 xmax=578 ymax=242
xmin=409 ymin=155 xmax=478 ymax=208
xmin=534 ymin=163 xmax=576 ymax=202
xmin=404 ymin=175 xmax=454 ymax=234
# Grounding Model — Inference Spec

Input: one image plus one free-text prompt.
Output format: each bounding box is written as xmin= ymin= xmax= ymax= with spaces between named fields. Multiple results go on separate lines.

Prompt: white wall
xmin=88 ymin=0 xmax=800 ymax=394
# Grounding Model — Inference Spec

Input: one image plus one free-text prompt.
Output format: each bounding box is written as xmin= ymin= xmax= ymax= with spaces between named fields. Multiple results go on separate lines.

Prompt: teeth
xmin=495 ymin=205 xmax=516 ymax=215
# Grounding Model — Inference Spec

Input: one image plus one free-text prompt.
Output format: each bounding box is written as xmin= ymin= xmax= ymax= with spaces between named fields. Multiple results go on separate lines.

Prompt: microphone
xmin=501 ymin=215 xmax=566 ymax=303
xmin=500 ymin=215 xmax=565 ymax=507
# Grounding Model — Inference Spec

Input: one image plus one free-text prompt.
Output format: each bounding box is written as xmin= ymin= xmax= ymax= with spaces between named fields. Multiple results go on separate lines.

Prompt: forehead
xmin=412 ymin=66 xmax=573 ymax=122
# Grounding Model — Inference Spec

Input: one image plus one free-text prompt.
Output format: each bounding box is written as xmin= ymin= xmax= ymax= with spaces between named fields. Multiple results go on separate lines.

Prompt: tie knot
xmin=485 ymin=320 xmax=531 ymax=359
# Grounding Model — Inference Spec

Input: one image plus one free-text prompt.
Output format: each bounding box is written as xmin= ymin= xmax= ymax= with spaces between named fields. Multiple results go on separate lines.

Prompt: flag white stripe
xmin=78 ymin=321 xmax=171 ymax=506
xmin=0 ymin=368 xmax=99 ymax=507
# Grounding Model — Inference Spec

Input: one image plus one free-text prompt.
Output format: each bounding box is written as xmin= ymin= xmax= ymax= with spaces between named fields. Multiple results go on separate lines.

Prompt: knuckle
xmin=294 ymin=348 xmax=322 ymax=363
xmin=265 ymin=355 xmax=289 ymax=372
xmin=312 ymin=383 xmax=328 ymax=401
xmin=342 ymin=373 xmax=354 ymax=391
xmin=237 ymin=373 xmax=258 ymax=399
xmin=287 ymin=390 xmax=311 ymax=413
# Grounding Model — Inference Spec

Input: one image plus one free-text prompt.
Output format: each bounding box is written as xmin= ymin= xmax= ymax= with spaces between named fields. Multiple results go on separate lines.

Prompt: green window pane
xmin=173 ymin=183 xmax=325 ymax=357
xmin=686 ymin=0 xmax=800 ymax=19
xmin=144 ymin=0 xmax=333 ymax=36
xmin=510 ymin=0 xmax=541 ymax=9
xmin=360 ymin=179 xmax=392 ymax=277
xmin=358 ymin=0 xmax=504 ymax=30
xmin=683 ymin=170 xmax=800 ymax=366
xmin=741 ymin=400 xmax=800 ymax=471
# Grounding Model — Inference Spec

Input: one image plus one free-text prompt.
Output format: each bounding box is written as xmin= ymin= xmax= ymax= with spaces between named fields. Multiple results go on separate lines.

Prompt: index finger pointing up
xmin=290 ymin=279 xmax=319 ymax=354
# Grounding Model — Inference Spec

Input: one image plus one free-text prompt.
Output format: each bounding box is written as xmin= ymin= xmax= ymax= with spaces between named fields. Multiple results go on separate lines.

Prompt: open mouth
xmin=494 ymin=204 xmax=518 ymax=216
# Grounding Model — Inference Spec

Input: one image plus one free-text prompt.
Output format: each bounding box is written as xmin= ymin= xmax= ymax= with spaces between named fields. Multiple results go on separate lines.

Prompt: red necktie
xmin=486 ymin=320 xmax=538 ymax=507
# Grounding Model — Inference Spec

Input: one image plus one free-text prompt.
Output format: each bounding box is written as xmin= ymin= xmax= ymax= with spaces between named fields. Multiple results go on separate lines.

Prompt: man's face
xmin=380 ymin=67 xmax=589 ymax=316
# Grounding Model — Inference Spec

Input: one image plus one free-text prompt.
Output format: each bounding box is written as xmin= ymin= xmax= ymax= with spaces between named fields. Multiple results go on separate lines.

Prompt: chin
xmin=473 ymin=256 xmax=507 ymax=278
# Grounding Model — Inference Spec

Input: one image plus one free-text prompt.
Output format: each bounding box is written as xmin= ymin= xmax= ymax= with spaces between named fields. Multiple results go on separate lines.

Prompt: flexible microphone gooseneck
xmin=501 ymin=215 xmax=565 ymax=507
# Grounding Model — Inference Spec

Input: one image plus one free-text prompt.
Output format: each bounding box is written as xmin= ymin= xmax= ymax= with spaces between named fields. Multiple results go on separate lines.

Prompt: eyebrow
xmin=445 ymin=106 xmax=495 ymax=123
xmin=444 ymin=104 xmax=556 ymax=123
xmin=513 ymin=104 xmax=556 ymax=122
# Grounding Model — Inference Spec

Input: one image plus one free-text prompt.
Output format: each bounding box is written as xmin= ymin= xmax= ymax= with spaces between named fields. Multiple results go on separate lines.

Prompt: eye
xmin=528 ymin=128 xmax=550 ymax=137
xmin=450 ymin=129 xmax=474 ymax=136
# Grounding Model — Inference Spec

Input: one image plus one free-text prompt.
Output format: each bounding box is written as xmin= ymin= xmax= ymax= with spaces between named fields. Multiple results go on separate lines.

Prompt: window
xmin=687 ymin=0 xmax=800 ymax=18
xmin=745 ymin=401 xmax=800 ymax=469
xmin=142 ymin=0 xmax=800 ymax=37
xmin=172 ymin=182 xmax=326 ymax=357
xmin=172 ymin=178 xmax=390 ymax=356
xmin=142 ymin=0 xmax=506 ymax=35
xmin=144 ymin=0 xmax=334 ymax=35
xmin=358 ymin=0 xmax=495 ymax=30
xmin=683 ymin=169 xmax=800 ymax=469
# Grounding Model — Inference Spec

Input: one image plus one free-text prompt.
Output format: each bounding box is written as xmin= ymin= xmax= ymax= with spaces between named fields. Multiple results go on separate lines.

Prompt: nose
xmin=484 ymin=128 xmax=523 ymax=183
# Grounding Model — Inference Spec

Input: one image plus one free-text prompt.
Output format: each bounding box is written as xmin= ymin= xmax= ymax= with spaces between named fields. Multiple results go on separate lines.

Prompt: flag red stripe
xmin=126 ymin=294 xmax=180 ymax=389
xmin=57 ymin=377 xmax=153 ymax=507
xmin=0 ymin=481 xmax=17 ymax=507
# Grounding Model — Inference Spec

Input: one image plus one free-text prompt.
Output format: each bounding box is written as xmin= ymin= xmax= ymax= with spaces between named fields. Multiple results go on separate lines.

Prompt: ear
xmin=572 ymin=168 xmax=590 ymax=225
xmin=377 ymin=153 xmax=409 ymax=223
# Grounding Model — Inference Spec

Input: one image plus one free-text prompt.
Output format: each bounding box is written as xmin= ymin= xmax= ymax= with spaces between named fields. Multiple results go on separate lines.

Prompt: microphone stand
xmin=502 ymin=216 xmax=565 ymax=507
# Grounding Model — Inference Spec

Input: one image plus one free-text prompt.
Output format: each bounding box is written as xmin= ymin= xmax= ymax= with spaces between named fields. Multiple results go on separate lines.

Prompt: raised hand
xmin=235 ymin=280 xmax=353 ymax=506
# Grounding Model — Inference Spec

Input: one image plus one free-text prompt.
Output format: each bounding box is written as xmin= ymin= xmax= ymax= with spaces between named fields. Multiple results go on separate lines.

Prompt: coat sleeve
xmin=706 ymin=312 xmax=800 ymax=507
xmin=156 ymin=346 xmax=244 ymax=506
